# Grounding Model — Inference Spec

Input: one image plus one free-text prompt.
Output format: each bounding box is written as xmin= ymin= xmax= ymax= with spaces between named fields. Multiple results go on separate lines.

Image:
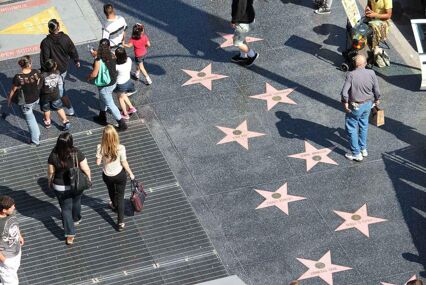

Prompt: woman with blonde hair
xmin=96 ymin=125 xmax=134 ymax=231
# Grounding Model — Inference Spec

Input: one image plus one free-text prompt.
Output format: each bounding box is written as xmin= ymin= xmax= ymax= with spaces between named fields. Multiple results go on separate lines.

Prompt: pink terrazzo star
xmin=334 ymin=204 xmax=387 ymax=237
xmin=381 ymin=274 xmax=417 ymax=285
xmin=182 ymin=63 xmax=228 ymax=90
xmin=250 ymin=83 xmax=296 ymax=111
xmin=216 ymin=120 xmax=265 ymax=150
xmin=255 ymin=182 xmax=305 ymax=214
xmin=288 ymin=141 xmax=338 ymax=171
xmin=218 ymin=33 xmax=263 ymax=48
xmin=297 ymin=251 xmax=352 ymax=285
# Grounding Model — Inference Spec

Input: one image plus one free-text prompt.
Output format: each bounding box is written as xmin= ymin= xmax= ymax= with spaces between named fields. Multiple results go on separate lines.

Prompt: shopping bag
xmin=130 ymin=179 xmax=147 ymax=212
xmin=369 ymin=105 xmax=385 ymax=126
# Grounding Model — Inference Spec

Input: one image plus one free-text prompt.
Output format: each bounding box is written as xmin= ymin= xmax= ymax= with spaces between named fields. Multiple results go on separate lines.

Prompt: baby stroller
xmin=341 ymin=18 xmax=373 ymax=72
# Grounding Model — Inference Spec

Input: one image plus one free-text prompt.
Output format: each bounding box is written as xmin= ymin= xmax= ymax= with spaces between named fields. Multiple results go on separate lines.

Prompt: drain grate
xmin=0 ymin=120 xmax=227 ymax=285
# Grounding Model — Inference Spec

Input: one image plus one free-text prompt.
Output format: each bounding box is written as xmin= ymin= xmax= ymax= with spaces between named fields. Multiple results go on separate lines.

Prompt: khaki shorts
xmin=233 ymin=23 xmax=251 ymax=46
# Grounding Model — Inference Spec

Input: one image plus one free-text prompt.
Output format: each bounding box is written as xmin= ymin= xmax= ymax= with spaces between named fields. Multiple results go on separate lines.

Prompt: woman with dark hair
xmin=7 ymin=55 xmax=41 ymax=145
xmin=47 ymin=132 xmax=91 ymax=245
xmin=87 ymin=38 xmax=127 ymax=131
xmin=114 ymin=47 xmax=137 ymax=120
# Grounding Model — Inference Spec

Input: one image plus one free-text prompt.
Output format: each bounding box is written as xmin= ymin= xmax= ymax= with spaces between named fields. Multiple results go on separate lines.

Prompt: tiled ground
xmin=0 ymin=0 xmax=425 ymax=284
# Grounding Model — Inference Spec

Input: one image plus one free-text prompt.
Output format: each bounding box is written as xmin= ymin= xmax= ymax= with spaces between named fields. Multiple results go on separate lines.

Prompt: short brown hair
xmin=0 ymin=196 xmax=15 ymax=212
xmin=103 ymin=4 xmax=114 ymax=16
xmin=289 ymin=281 xmax=299 ymax=285
xmin=407 ymin=280 xmax=423 ymax=285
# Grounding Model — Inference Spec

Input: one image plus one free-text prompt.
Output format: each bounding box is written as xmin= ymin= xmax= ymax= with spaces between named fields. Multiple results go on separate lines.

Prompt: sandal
xmin=43 ymin=119 xmax=51 ymax=129
xmin=66 ymin=236 xmax=75 ymax=245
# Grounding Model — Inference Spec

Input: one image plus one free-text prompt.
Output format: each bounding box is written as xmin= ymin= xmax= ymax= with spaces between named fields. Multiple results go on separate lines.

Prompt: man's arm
xmin=372 ymin=73 xmax=381 ymax=102
xmin=0 ymin=252 xmax=6 ymax=263
xmin=66 ymin=35 xmax=80 ymax=67
xmin=341 ymin=73 xmax=352 ymax=112
xmin=40 ymin=40 xmax=50 ymax=71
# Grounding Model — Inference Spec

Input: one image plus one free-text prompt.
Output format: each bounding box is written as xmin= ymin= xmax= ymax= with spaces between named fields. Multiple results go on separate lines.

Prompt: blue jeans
xmin=345 ymin=101 xmax=373 ymax=155
xmin=98 ymin=83 xmax=121 ymax=120
xmin=20 ymin=100 xmax=40 ymax=144
xmin=54 ymin=190 xmax=82 ymax=237
xmin=59 ymin=71 xmax=66 ymax=98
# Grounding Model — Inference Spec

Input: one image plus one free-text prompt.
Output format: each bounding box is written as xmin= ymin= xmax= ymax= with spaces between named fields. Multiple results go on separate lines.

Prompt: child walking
xmin=123 ymin=23 xmax=152 ymax=85
xmin=40 ymin=59 xmax=71 ymax=130
xmin=114 ymin=47 xmax=137 ymax=120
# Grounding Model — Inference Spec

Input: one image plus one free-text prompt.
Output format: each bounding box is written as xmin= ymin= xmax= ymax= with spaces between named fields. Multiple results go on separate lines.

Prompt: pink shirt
xmin=130 ymin=34 xmax=149 ymax=58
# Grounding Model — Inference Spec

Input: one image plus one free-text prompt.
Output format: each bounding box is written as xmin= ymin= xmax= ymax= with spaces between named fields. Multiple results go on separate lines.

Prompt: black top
xmin=94 ymin=57 xmax=117 ymax=87
xmin=48 ymin=148 xmax=85 ymax=186
xmin=12 ymin=69 xmax=41 ymax=104
xmin=232 ymin=0 xmax=255 ymax=24
xmin=40 ymin=32 xmax=79 ymax=73
xmin=40 ymin=71 xmax=62 ymax=101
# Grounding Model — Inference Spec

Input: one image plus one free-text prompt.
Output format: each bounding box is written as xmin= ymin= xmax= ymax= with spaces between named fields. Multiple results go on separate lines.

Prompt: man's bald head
xmin=355 ymin=55 xmax=367 ymax=68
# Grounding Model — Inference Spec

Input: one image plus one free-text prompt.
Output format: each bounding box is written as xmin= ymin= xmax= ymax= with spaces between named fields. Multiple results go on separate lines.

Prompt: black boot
xmin=116 ymin=118 xmax=128 ymax=131
xmin=93 ymin=111 xmax=107 ymax=126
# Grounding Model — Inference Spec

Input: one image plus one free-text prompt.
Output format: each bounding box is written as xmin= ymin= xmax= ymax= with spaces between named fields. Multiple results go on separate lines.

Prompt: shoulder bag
xmin=130 ymin=179 xmax=147 ymax=212
xmin=69 ymin=152 xmax=91 ymax=195
xmin=94 ymin=59 xmax=111 ymax=87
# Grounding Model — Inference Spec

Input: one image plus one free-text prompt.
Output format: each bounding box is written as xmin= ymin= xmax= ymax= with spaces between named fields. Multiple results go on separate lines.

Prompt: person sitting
xmin=364 ymin=0 xmax=392 ymax=49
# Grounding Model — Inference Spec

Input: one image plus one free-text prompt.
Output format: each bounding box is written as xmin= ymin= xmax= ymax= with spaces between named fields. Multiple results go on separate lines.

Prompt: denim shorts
xmin=114 ymin=80 xmax=135 ymax=93
xmin=134 ymin=56 xmax=145 ymax=64
xmin=40 ymin=98 xmax=63 ymax=112
xmin=233 ymin=23 xmax=251 ymax=46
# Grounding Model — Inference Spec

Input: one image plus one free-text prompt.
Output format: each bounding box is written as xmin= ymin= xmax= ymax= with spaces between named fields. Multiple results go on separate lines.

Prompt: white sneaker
xmin=66 ymin=107 xmax=75 ymax=116
xmin=345 ymin=153 xmax=363 ymax=161
xmin=145 ymin=76 xmax=152 ymax=85
xmin=361 ymin=149 xmax=368 ymax=157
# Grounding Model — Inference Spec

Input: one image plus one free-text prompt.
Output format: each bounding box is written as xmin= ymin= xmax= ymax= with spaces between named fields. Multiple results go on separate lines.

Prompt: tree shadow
xmin=382 ymin=145 xmax=426 ymax=277
xmin=275 ymin=111 xmax=347 ymax=155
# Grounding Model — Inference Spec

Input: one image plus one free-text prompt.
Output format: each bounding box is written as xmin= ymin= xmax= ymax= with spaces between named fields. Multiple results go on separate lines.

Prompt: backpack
xmin=94 ymin=59 xmax=111 ymax=87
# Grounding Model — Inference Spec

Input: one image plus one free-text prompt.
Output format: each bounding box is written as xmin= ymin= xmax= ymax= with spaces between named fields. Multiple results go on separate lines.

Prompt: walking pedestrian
xmin=40 ymin=19 xmax=79 ymax=116
xmin=87 ymin=39 xmax=128 ymax=131
xmin=123 ymin=23 xmax=152 ymax=85
xmin=102 ymin=3 xmax=127 ymax=50
xmin=7 ymin=55 xmax=41 ymax=146
xmin=47 ymin=132 xmax=91 ymax=245
xmin=96 ymin=125 xmax=135 ymax=231
xmin=39 ymin=59 xmax=71 ymax=131
xmin=0 ymin=195 xmax=24 ymax=285
xmin=114 ymin=47 xmax=137 ymax=120
xmin=230 ymin=0 xmax=259 ymax=67
xmin=315 ymin=0 xmax=332 ymax=14
xmin=341 ymin=54 xmax=381 ymax=161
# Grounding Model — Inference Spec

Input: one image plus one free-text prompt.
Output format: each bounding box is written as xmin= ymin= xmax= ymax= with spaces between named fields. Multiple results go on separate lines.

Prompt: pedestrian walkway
xmin=0 ymin=0 xmax=425 ymax=284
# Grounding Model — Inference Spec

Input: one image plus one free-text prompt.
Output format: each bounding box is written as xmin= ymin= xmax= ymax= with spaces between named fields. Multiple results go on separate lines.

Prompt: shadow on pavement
xmin=382 ymin=146 xmax=426 ymax=277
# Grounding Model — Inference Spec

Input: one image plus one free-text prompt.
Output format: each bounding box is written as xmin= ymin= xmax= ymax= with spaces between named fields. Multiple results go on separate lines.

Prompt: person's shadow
xmin=275 ymin=111 xmax=347 ymax=155
xmin=2 ymin=181 xmax=64 ymax=241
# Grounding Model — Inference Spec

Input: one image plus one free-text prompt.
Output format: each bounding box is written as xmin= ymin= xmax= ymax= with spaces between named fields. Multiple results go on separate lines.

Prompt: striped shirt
xmin=102 ymin=15 xmax=127 ymax=48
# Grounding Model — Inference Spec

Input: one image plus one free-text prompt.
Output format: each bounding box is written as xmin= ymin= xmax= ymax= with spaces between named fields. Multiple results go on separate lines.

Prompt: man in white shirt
xmin=102 ymin=4 xmax=127 ymax=49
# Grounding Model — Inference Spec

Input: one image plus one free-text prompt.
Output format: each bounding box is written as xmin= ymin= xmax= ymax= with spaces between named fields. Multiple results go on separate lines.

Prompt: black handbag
xmin=12 ymin=88 xmax=25 ymax=105
xmin=130 ymin=179 xmax=147 ymax=212
xmin=69 ymin=152 xmax=91 ymax=195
